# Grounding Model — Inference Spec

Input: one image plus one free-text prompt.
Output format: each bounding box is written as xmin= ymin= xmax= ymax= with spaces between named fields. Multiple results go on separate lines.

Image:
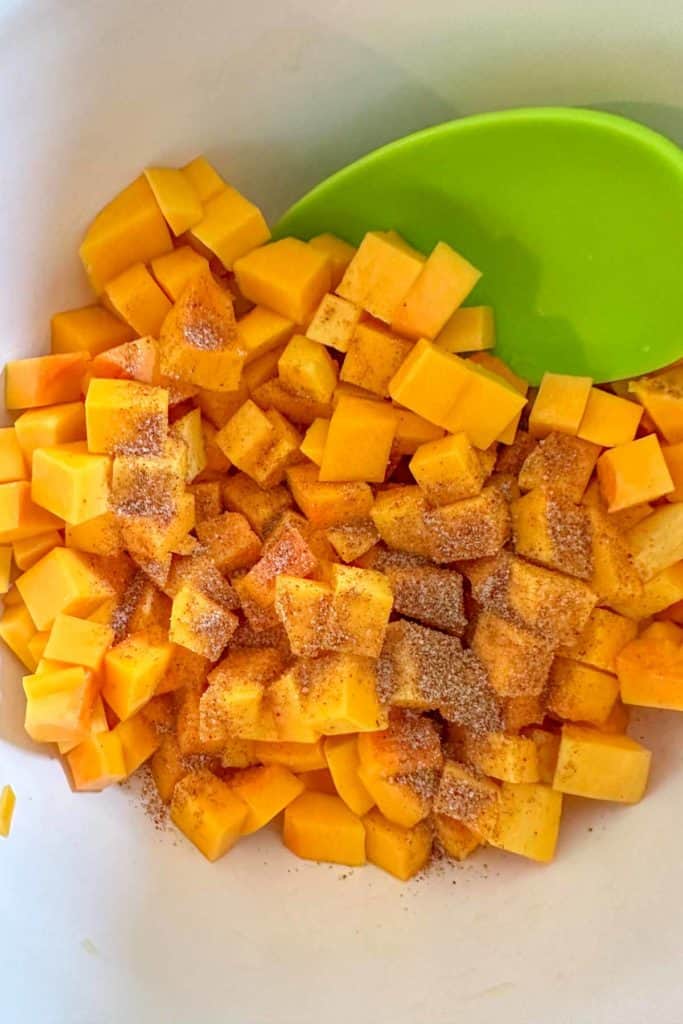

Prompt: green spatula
xmin=275 ymin=108 xmax=683 ymax=385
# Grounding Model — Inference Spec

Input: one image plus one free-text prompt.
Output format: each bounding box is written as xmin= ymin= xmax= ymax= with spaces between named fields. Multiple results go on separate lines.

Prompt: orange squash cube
xmin=299 ymin=418 xmax=329 ymax=466
xmin=617 ymin=621 xmax=683 ymax=711
xmin=79 ymin=175 xmax=173 ymax=293
xmin=278 ymin=334 xmax=338 ymax=404
xmin=303 ymin=652 xmax=385 ymax=734
xmin=434 ymin=760 xmax=499 ymax=839
xmin=65 ymin=512 xmax=122 ymax=557
xmin=392 ymin=408 xmax=444 ymax=455
xmin=189 ymin=186 xmax=270 ymax=269
xmin=529 ymin=372 xmax=593 ymax=438
xmin=89 ymin=337 xmax=159 ymax=385
xmin=181 ymin=156 xmax=225 ymax=202
xmin=229 ymin=763 xmax=304 ymax=834
xmin=0 ymin=428 xmax=28 ymax=483
xmin=234 ymin=238 xmax=331 ymax=324
xmin=150 ymin=246 xmax=210 ymax=301
xmin=577 ymin=387 xmax=643 ymax=447
xmin=274 ymin=576 xmax=333 ymax=656
xmin=283 ymin=791 xmax=366 ymax=866
xmin=85 ymin=378 xmax=168 ymax=456
xmin=357 ymin=713 xmax=442 ymax=777
xmin=319 ymin=395 xmax=397 ymax=483
xmin=547 ymin=657 xmax=619 ymax=726
xmin=23 ymin=665 xmax=97 ymax=744
xmin=6 ymin=352 xmax=89 ymax=411
xmin=144 ymin=166 xmax=203 ymax=236
xmin=51 ymin=304 xmax=135 ymax=357
xmin=463 ymin=732 xmax=539 ymax=784
xmin=44 ymin=613 xmax=113 ymax=671
xmin=286 ymin=463 xmax=373 ymax=529
xmin=518 ymin=432 xmax=600 ymax=503
xmin=216 ymin=400 xmax=301 ymax=488
xmin=328 ymin=564 xmax=393 ymax=658
xmin=326 ymin=520 xmax=378 ymax=563
xmin=102 ymin=628 xmax=175 ymax=720
xmin=553 ymin=724 xmax=651 ymax=803
xmin=597 ymin=434 xmax=674 ymax=512
xmin=610 ymin=562 xmax=683 ymax=620
xmin=340 ymin=323 xmax=412 ymax=399
xmin=308 ymin=234 xmax=356 ymax=289
xmin=441 ymin=360 xmax=527 ymax=450
xmin=222 ymin=471 xmax=292 ymax=535
xmin=306 ymin=293 xmax=360 ymax=352
xmin=67 ymin=731 xmax=126 ymax=791
xmin=14 ymin=401 xmax=86 ymax=463
xmin=195 ymin=512 xmax=261 ymax=573
xmin=410 ymin=431 xmax=484 ymax=505
xmin=557 ymin=607 xmax=637 ymax=673
xmin=199 ymin=647 xmax=285 ymax=744
xmin=662 ymin=442 xmax=683 ymax=502
xmin=389 ymin=338 xmax=469 ymax=428
xmin=324 ymin=735 xmax=374 ymax=816
xmin=112 ymin=711 xmax=161 ymax=777
xmin=242 ymin=344 xmax=286 ymax=393
xmin=170 ymin=583 xmax=238 ymax=661
xmin=392 ymin=241 xmax=481 ymax=340
xmin=338 ymin=230 xmax=424 ymax=324
xmin=31 ymin=442 xmax=111 ymax=525
xmin=472 ymin=610 xmax=554 ymax=697
xmin=435 ymin=305 xmax=495 ymax=354
xmin=512 ymin=488 xmax=593 ymax=580
xmin=363 ymin=808 xmax=432 ymax=880
xmin=370 ymin=486 xmax=433 ymax=560
xmin=434 ymin=814 xmax=480 ymax=860
xmin=250 ymin=377 xmax=333 ymax=426
xmin=489 ymin=782 xmax=563 ymax=863
xmin=236 ymin=305 xmax=294 ymax=363
xmin=0 ymin=603 xmax=38 ymax=670
xmin=358 ymin=768 xmax=434 ymax=829
xmin=265 ymin=667 xmax=319 ymax=743
xmin=102 ymin=262 xmax=172 ymax=338
xmin=629 ymin=368 xmax=683 ymax=444
xmin=17 ymin=547 xmax=113 ymax=630
xmin=171 ymin=770 xmax=248 ymax=861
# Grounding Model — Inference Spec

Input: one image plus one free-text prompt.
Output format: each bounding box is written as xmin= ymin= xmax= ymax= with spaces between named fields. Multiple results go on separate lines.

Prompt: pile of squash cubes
xmin=1 ymin=156 xmax=682 ymax=877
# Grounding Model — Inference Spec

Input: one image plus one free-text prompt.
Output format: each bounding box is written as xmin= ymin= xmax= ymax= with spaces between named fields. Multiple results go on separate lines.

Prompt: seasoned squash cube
xmin=371 ymin=486 xmax=433 ymax=560
xmin=24 ymin=665 xmax=97 ymax=744
xmin=284 ymin=791 xmax=366 ymax=866
xmin=169 ymin=408 xmax=206 ymax=482
xmin=328 ymin=564 xmax=393 ymax=659
xmin=17 ymin=547 xmax=113 ymax=630
xmin=171 ymin=770 xmax=248 ymax=861
xmin=102 ymin=628 xmax=175 ymax=721
xmin=489 ymin=782 xmax=563 ymax=863
xmin=223 ymin=471 xmax=292 ymax=535
xmin=547 ymin=657 xmax=619 ymax=726
xmin=199 ymin=647 xmax=285 ymax=743
xmin=234 ymin=238 xmax=331 ymax=324
xmin=253 ymin=739 xmax=327 ymax=772
xmin=14 ymin=401 xmax=86 ymax=463
xmin=216 ymin=400 xmax=300 ymax=488
xmin=340 ymin=323 xmax=412 ymax=398
xmin=464 ymin=732 xmax=539 ymax=784
xmin=434 ymin=814 xmax=480 ymax=860
xmin=0 ymin=603 xmax=37 ymax=669
xmin=518 ymin=432 xmax=600 ymax=503
xmin=434 ymin=760 xmax=499 ymax=839
xmin=250 ymin=378 xmax=333 ymax=426
xmin=188 ymin=480 xmax=223 ymax=525
xmin=393 ymin=242 xmax=481 ymax=339
xmin=558 ymin=607 xmax=637 ymax=674
xmin=195 ymin=512 xmax=261 ymax=573
xmin=512 ymin=488 xmax=593 ymax=580
xmin=308 ymin=234 xmax=356 ymax=289
xmin=472 ymin=610 xmax=554 ymax=697
xmin=0 ymin=428 xmax=28 ymax=482
xmin=357 ymin=712 xmax=442 ymax=778
xmin=610 ymin=562 xmax=683 ymax=620
xmin=306 ymin=293 xmax=360 ymax=352
xmin=378 ymin=619 xmax=458 ymax=710
xmin=410 ymin=431 xmax=484 ymax=505
xmin=617 ymin=621 xmax=683 ymax=711
xmin=357 ymin=768 xmax=434 ymax=829
xmin=553 ymin=724 xmax=651 ymax=803
xmin=170 ymin=583 xmax=238 ymax=661
xmin=278 ymin=334 xmax=338 ymax=404
xmin=629 ymin=368 xmax=683 ymax=444
xmin=237 ymin=305 xmax=294 ymax=363
xmin=286 ymin=463 xmax=373 ymax=529
xmin=326 ymin=520 xmax=378 ymax=563
xmin=425 ymin=486 xmax=511 ymax=563
xmin=363 ymin=808 xmax=432 ymax=880
xmin=0 ymin=482 xmax=63 ymax=544
xmin=44 ymin=613 xmax=113 ymax=671
xmin=150 ymin=734 xmax=185 ymax=802
xmin=577 ymin=387 xmax=643 ymax=447
xmin=31 ymin=442 xmax=111 ymax=525
xmin=67 ymin=731 xmax=126 ymax=791
xmin=175 ymin=682 xmax=226 ymax=756
xmin=65 ymin=512 xmax=123 ymax=557
xmin=240 ymin=514 xmax=317 ymax=609
xmin=303 ymin=652 xmax=385 ymax=734
xmin=597 ymin=434 xmax=673 ymax=512
xmin=144 ymin=166 xmax=203 ymax=236
xmin=85 ymin=378 xmax=168 ymax=457
xmin=378 ymin=553 xmax=465 ymax=635
xmin=230 ymin=763 xmax=304 ymax=834
xmin=113 ymin=710 xmax=161 ymax=777
xmin=392 ymin=408 xmax=445 ymax=456
xmin=529 ymin=373 xmax=593 ymax=438
xmin=159 ymin=271 xmax=244 ymax=392
xmin=300 ymin=418 xmax=329 ymax=467
xmin=150 ymin=246 xmax=210 ymax=301
xmin=626 ymin=504 xmax=683 ymax=581
xmin=441 ymin=361 xmax=527 ymax=450
xmin=319 ymin=395 xmax=397 ymax=483
xmin=266 ymin=668 xmax=319 ymax=743
xmin=103 ymin=262 xmax=172 ymax=338
xmin=324 ymin=735 xmax=374 ymax=816
xmin=525 ymin=728 xmax=561 ymax=784
xmin=337 ymin=230 xmax=424 ymax=324
xmin=274 ymin=575 xmax=333 ymax=656
xmin=89 ymin=337 xmax=159 ymax=385
xmin=0 ymin=545 xmax=12 ymax=594
xmin=51 ymin=305 xmax=135 ymax=357
xmin=435 ymin=305 xmax=494 ymax=354
xmin=189 ymin=186 xmax=270 ymax=269
xmin=6 ymin=353 xmax=89 ymax=411
xmin=79 ymin=175 xmax=173 ymax=293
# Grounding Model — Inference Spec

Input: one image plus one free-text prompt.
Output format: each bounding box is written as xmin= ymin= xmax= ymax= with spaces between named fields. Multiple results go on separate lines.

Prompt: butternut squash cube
xmin=216 ymin=400 xmax=300 ymax=488
xmin=267 ymin=668 xmax=320 ymax=743
xmin=379 ymin=554 xmax=465 ymax=635
xmin=243 ymin=344 xmax=286 ymax=393
xmin=341 ymin=323 xmax=412 ymax=398
xmin=577 ymin=387 xmax=643 ymax=447
xmin=24 ymin=665 xmax=97 ymax=744
xmin=230 ymin=763 xmax=304 ymax=834
xmin=44 ymin=613 xmax=113 ymax=671
xmin=0 ymin=482 xmax=63 ymax=544
xmin=303 ymin=652 xmax=385 ymax=734
xmin=306 ymin=292 xmax=360 ymax=352
xmin=425 ymin=486 xmax=511 ymax=563
xmin=553 ymin=724 xmax=651 ymax=803
xmin=392 ymin=408 xmax=444 ymax=455
xmin=392 ymin=241 xmax=481 ymax=340
xmin=170 ymin=583 xmax=237 ymax=661
xmin=298 ymin=768 xmax=337 ymax=794
xmin=557 ymin=607 xmax=637 ymax=673
xmin=357 ymin=713 xmax=443 ymax=777
xmin=6 ymin=352 xmax=89 ymax=410
xmin=463 ymin=732 xmax=539 ymax=784
xmin=236 ymin=305 xmax=294 ymax=363
xmin=0 ymin=428 xmax=28 ymax=482
xmin=251 ymin=378 xmax=333 ymax=426
xmin=410 ymin=431 xmax=484 ymax=505
xmin=199 ymin=647 xmax=285 ymax=743
xmin=103 ymin=262 xmax=172 ymax=338
xmin=529 ymin=373 xmax=593 ymax=438
xmin=434 ymin=814 xmax=480 ymax=860
xmin=188 ymin=480 xmax=222 ymax=524
xmin=65 ymin=512 xmax=122 ymax=557
xmin=358 ymin=768 xmax=434 ymax=829
xmin=525 ymin=728 xmax=561 ymax=784
xmin=195 ymin=512 xmax=261 ymax=574
xmin=597 ymin=434 xmax=674 ymax=512
xmin=274 ymin=575 xmax=332 ymax=656
xmin=240 ymin=515 xmax=317 ymax=611
xmin=663 ymin=442 xmax=683 ymax=502
xmin=89 ymin=338 xmax=159 ymax=385
xmin=319 ymin=395 xmax=397 ymax=483
xmin=629 ymin=368 xmax=683 ymax=444
xmin=324 ymin=735 xmax=374 ymax=816
xmin=51 ymin=305 xmax=135 ymax=358
xmin=0 ymin=603 xmax=37 ymax=669
xmin=286 ymin=463 xmax=373 ymax=529
xmin=253 ymin=739 xmax=327 ymax=772
xmin=67 ymin=731 xmax=126 ymax=791
xmin=284 ymin=791 xmax=366 ymax=866
xmin=308 ymin=234 xmax=356 ymax=289
xmin=326 ymin=520 xmax=378 ymax=563
xmin=151 ymin=734 xmax=186 ymax=803
xmin=611 ymin=562 xmax=683 ymax=620
xmin=234 ymin=238 xmax=331 ymax=324
xmin=518 ymin=432 xmax=600 ymax=503
xmin=328 ymin=564 xmax=393 ymax=658
xmin=79 ymin=175 xmax=173 ymax=293
xmin=472 ymin=610 xmax=554 ymax=697
xmin=363 ymin=808 xmax=432 ymax=880
xmin=435 ymin=305 xmax=495 ymax=354
xmin=547 ymin=657 xmax=619 ymax=726
xmin=144 ymin=166 xmax=203 ymax=236
xmin=189 ymin=186 xmax=270 ymax=269
xmin=0 ymin=545 xmax=11 ymax=594
xmin=14 ymin=401 xmax=86 ymax=463
xmin=85 ymin=378 xmax=168 ymax=456
xmin=31 ymin=442 xmax=111 ymax=525
xmin=171 ymin=770 xmax=248 ymax=861
xmin=441 ymin=360 xmax=527 ymax=450
xmin=113 ymin=710 xmax=161 ymax=777
xmin=197 ymin=382 xmax=249 ymax=428
xmin=150 ymin=246 xmax=210 ymax=302
xmin=434 ymin=760 xmax=499 ymax=839
xmin=17 ymin=547 xmax=113 ymax=630
xmin=223 ymin=471 xmax=292 ymax=535
xmin=300 ymin=418 xmax=329 ymax=466
xmin=627 ymin=504 xmax=683 ymax=581
xmin=159 ymin=270 xmax=244 ymax=392
xmin=489 ymin=782 xmax=563 ymax=863
xmin=0 ymin=785 xmax=16 ymax=837
xmin=617 ymin=621 xmax=683 ymax=711
xmin=278 ymin=334 xmax=338 ymax=404
xmin=370 ymin=486 xmax=433 ymax=560
xmin=512 ymin=488 xmax=593 ymax=580
xmin=338 ymin=230 xmax=424 ymax=324
xmin=181 ymin=156 xmax=225 ymax=202
xmin=388 ymin=338 xmax=470 ymax=428
xmin=102 ymin=628 xmax=175 ymax=721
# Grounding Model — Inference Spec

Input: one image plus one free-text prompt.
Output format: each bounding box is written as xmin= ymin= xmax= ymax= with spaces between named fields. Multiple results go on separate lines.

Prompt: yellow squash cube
xmin=102 ymin=628 xmax=175 ymax=720
xmin=234 ymin=238 xmax=331 ymax=324
xmin=51 ymin=304 xmax=135 ymax=357
xmin=597 ymin=434 xmax=674 ymax=512
xmin=189 ymin=185 xmax=270 ymax=268
xmin=283 ymin=791 xmax=366 ymax=866
xmin=85 ymin=378 xmax=168 ymax=456
xmin=337 ymin=230 xmax=424 ymax=324
xmin=529 ymin=372 xmax=593 ymax=438
xmin=144 ymin=166 xmax=203 ymax=236
xmin=577 ymin=387 xmax=643 ymax=447
xmin=324 ymin=735 xmax=374 ymax=816
xmin=44 ymin=613 xmax=113 ymax=671
xmin=308 ymin=234 xmax=356 ymax=289
xmin=278 ymin=334 xmax=338 ymax=404
xmin=392 ymin=241 xmax=481 ymax=339
xmin=306 ymin=293 xmax=360 ymax=352
xmin=230 ymin=763 xmax=304 ymax=834
xmin=547 ymin=658 xmax=619 ymax=726
xmin=170 ymin=583 xmax=238 ymax=661
xmin=31 ymin=442 xmax=111 ymax=525
xmin=319 ymin=395 xmax=397 ymax=483
xmin=363 ymin=808 xmax=432 ymax=880
xmin=340 ymin=323 xmax=413 ymax=398
xmin=17 ymin=547 xmax=113 ymax=630
xmin=103 ymin=262 xmax=172 ymax=338
xmin=67 ymin=731 xmax=126 ymax=792
xmin=435 ymin=305 xmax=495 ymax=354
xmin=171 ymin=770 xmax=248 ymax=861
xmin=14 ymin=401 xmax=86 ymax=463
xmin=489 ymin=782 xmax=563 ymax=863
xmin=553 ymin=724 xmax=651 ymax=803
xmin=409 ymin=431 xmax=484 ymax=505
xmin=150 ymin=246 xmax=210 ymax=301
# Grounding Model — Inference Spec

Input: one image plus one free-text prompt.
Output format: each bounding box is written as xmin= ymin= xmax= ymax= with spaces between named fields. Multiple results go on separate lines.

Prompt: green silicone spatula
xmin=275 ymin=108 xmax=683 ymax=385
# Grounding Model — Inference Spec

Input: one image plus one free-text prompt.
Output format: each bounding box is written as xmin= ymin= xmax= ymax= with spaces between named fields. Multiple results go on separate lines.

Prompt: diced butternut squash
xmin=303 ymin=652 xmax=385 ymax=734
xmin=662 ymin=442 xmax=683 ymax=502
xmin=319 ymin=395 xmax=397 ymax=483
xmin=298 ymin=768 xmax=337 ymax=794
xmin=24 ymin=665 xmax=97 ymax=744
xmin=151 ymin=734 xmax=186 ymax=803
xmin=253 ymin=739 xmax=327 ymax=773
xmin=389 ymin=338 xmax=470 ymax=429
xmin=85 ymin=378 xmax=168 ymax=456
xmin=286 ymin=463 xmax=373 ymax=529
xmin=283 ymin=791 xmax=366 ymax=866
xmin=441 ymin=360 xmax=527 ymax=450
xmin=471 ymin=610 xmax=553 ymax=697
xmin=577 ymin=387 xmax=643 ymax=447
xmin=435 ymin=306 xmax=495 ymax=354
xmin=463 ymin=732 xmax=539 ymax=784
xmin=44 ymin=613 xmax=113 ymax=671
xmin=547 ymin=658 xmax=619 ymax=726
xmin=525 ymin=728 xmax=561 ymax=785
xmin=489 ymin=782 xmax=562 ymax=863
xmin=626 ymin=504 xmax=683 ymax=581
xmin=31 ymin=442 xmax=111 ymax=525
xmin=340 ymin=323 xmax=412 ymax=398
xmin=597 ymin=434 xmax=674 ymax=512
xmin=558 ymin=608 xmax=637 ymax=674
xmin=392 ymin=408 xmax=445 ymax=455
xmin=0 ymin=603 xmax=38 ymax=669
xmin=0 ymin=785 xmax=16 ymax=837
xmin=306 ymin=293 xmax=360 ymax=352
xmin=363 ymin=808 xmax=432 ymax=880
xmin=236 ymin=305 xmax=294 ymax=364
xmin=434 ymin=760 xmax=499 ymax=839
xmin=181 ymin=156 xmax=225 ymax=202
xmin=250 ymin=377 xmax=332 ymax=425
xmin=338 ymin=231 xmax=424 ymax=324
xmin=278 ymin=334 xmax=338 ymax=404
xmin=65 ymin=511 xmax=122 ymax=557
xmin=57 ymin=693 xmax=109 ymax=755
xmin=102 ymin=262 xmax=172 ymax=338
xmin=0 ymin=482 xmax=63 ymax=544
xmin=189 ymin=186 xmax=270 ymax=268
xmin=328 ymin=564 xmax=393 ymax=658
xmin=67 ymin=731 xmax=126 ymax=791
xmin=610 ymin=562 xmax=683 ymax=620
xmin=112 ymin=711 xmax=162 ymax=777
xmin=0 ymin=428 xmax=28 ymax=482
xmin=553 ymin=724 xmax=651 ymax=803
xmin=0 ymin=545 xmax=11 ymax=594
xmin=88 ymin=337 xmax=159 ymax=385
xmin=51 ymin=305 xmax=135 ymax=357
xmin=14 ymin=402 xmax=86 ymax=462
xmin=230 ymin=763 xmax=304 ymax=834
xmin=617 ymin=621 xmax=683 ymax=711
xmin=144 ymin=166 xmax=203 ymax=236
xmin=529 ymin=373 xmax=593 ymax=438
xmin=171 ymin=770 xmax=248 ymax=861
xmin=150 ymin=246 xmax=210 ymax=302
xmin=300 ymin=418 xmax=329 ymax=466
xmin=234 ymin=238 xmax=331 ymax=324
xmin=102 ymin=628 xmax=175 ymax=720
xmin=629 ymin=368 xmax=683 ymax=444
xmin=308 ymin=234 xmax=356 ymax=289
xmin=6 ymin=353 xmax=89 ymax=411
xmin=434 ymin=814 xmax=480 ymax=860
xmin=324 ymin=735 xmax=374 ymax=816
xmin=512 ymin=488 xmax=592 ymax=580
xmin=216 ymin=400 xmax=300 ymax=488
xmin=392 ymin=241 xmax=481 ymax=340
xmin=17 ymin=547 xmax=113 ymax=630
xmin=410 ymin=431 xmax=484 ymax=505
xmin=518 ymin=433 xmax=599 ymax=503
xmin=169 ymin=583 xmax=237 ymax=661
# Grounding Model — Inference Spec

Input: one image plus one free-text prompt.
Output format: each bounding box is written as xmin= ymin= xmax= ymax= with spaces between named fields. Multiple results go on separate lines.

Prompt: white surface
xmin=1 ymin=1 xmax=683 ymax=1021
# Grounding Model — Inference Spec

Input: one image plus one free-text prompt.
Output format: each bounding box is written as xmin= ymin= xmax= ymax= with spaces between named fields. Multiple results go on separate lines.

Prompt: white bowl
xmin=2 ymin=2 xmax=682 ymax=1022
